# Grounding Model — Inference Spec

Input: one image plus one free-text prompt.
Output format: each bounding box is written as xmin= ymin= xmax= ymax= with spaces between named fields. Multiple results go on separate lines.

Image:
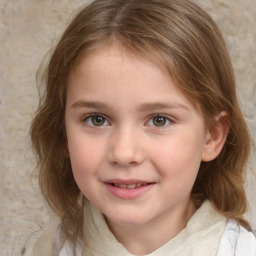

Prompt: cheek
xmin=155 ymin=137 xmax=202 ymax=201
xmin=152 ymin=133 xmax=204 ymax=180
xmin=67 ymin=137 xmax=104 ymax=198
xmin=67 ymin=135 xmax=104 ymax=178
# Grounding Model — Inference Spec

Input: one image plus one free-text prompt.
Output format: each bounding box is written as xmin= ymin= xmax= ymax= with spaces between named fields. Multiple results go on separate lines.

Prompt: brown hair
xmin=31 ymin=0 xmax=253 ymax=251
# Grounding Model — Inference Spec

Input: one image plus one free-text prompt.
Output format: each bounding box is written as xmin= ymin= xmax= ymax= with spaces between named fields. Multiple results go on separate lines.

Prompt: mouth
xmin=109 ymin=183 xmax=153 ymax=189
xmin=104 ymin=180 xmax=155 ymax=199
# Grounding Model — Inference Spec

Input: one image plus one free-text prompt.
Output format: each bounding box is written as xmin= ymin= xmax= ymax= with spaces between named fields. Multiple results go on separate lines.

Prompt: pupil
xmin=153 ymin=117 xmax=166 ymax=126
xmin=92 ymin=116 xmax=105 ymax=126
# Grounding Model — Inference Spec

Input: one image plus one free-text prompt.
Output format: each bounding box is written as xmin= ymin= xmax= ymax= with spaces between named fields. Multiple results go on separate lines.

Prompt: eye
xmin=147 ymin=115 xmax=172 ymax=127
xmin=84 ymin=114 xmax=110 ymax=127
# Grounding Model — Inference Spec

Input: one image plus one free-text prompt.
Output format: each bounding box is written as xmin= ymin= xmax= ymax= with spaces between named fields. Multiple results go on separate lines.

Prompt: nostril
xmin=107 ymin=137 xmax=145 ymax=166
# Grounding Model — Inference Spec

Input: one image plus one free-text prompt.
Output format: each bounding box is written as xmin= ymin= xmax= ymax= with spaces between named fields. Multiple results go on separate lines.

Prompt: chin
xmin=105 ymin=210 xmax=150 ymax=226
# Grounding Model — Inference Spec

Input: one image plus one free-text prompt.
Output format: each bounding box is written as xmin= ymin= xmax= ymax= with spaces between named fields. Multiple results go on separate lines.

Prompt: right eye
xmin=83 ymin=114 xmax=110 ymax=127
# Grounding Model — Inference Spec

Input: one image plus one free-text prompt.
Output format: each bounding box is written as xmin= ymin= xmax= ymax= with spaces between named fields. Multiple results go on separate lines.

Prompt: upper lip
xmin=104 ymin=179 xmax=154 ymax=185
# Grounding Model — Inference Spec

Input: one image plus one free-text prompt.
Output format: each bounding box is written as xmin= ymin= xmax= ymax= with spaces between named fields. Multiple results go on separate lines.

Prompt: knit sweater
xmin=24 ymin=200 xmax=255 ymax=256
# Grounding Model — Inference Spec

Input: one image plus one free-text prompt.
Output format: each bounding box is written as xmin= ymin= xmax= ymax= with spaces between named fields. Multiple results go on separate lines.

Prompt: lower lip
xmin=105 ymin=183 xmax=155 ymax=200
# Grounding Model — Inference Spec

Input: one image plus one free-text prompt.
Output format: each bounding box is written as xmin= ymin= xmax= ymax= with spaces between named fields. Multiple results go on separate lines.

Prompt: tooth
xmin=127 ymin=184 xmax=136 ymax=189
xmin=113 ymin=183 xmax=145 ymax=189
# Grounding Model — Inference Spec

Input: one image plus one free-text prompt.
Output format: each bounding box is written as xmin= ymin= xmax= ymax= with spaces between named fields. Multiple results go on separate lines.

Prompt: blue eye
xmin=147 ymin=116 xmax=171 ymax=127
xmin=84 ymin=115 xmax=110 ymax=126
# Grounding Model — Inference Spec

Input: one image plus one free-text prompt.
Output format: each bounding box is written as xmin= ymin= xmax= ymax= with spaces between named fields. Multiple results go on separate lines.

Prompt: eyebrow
xmin=136 ymin=102 xmax=189 ymax=112
xmin=71 ymin=100 xmax=188 ymax=112
xmin=71 ymin=100 xmax=115 ymax=111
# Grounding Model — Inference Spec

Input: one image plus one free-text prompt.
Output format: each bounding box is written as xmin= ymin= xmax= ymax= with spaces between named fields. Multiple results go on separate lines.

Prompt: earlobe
xmin=201 ymin=111 xmax=230 ymax=162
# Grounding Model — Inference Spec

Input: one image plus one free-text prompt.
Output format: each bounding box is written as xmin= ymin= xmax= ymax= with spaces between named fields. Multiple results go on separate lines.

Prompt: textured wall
xmin=0 ymin=1 xmax=255 ymax=255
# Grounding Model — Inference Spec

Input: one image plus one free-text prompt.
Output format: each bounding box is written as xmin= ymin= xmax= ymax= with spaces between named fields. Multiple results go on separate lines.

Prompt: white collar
xmin=57 ymin=201 xmax=256 ymax=256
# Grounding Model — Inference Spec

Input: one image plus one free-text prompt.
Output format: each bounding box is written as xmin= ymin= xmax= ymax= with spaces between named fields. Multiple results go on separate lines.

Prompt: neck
xmin=106 ymin=200 xmax=196 ymax=255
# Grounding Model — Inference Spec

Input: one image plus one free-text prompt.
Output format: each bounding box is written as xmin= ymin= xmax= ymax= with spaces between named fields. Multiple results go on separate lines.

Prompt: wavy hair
xmin=30 ymin=0 xmax=253 ymax=251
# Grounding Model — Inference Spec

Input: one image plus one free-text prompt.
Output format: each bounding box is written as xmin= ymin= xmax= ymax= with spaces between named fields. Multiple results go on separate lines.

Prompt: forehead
xmin=67 ymin=43 xmax=201 ymax=116
xmin=68 ymin=43 xmax=172 ymax=95
xmin=68 ymin=42 xmax=202 ymax=112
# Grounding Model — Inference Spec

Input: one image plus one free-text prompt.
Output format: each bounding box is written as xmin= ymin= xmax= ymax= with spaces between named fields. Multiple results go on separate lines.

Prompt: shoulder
xmin=217 ymin=219 xmax=256 ymax=256
xmin=23 ymin=222 xmax=59 ymax=256
xmin=236 ymin=222 xmax=256 ymax=255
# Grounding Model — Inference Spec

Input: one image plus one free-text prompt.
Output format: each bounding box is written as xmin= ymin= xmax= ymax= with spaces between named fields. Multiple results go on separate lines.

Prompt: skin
xmin=65 ymin=43 xmax=227 ymax=255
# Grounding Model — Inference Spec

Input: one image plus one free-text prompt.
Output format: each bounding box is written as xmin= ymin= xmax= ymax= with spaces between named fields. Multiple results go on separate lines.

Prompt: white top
xmin=25 ymin=200 xmax=256 ymax=256
xmin=217 ymin=219 xmax=256 ymax=256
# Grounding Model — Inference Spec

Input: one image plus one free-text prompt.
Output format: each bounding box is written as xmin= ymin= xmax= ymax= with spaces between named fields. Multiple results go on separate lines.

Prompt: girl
xmin=28 ymin=0 xmax=256 ymax=255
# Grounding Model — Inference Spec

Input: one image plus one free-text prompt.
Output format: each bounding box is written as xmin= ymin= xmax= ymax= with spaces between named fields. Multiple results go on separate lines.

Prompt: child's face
xmin=65 ymin=44 xmax=209 ymax=230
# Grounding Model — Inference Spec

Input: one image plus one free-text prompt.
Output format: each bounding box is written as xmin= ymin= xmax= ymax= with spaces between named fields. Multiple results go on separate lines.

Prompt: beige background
xmin=0 ymin=1 xmax=255 ymax=255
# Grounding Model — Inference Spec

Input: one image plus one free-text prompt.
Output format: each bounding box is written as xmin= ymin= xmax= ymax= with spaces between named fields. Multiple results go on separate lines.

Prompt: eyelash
xmin=82 ymin=113 xmax=110 ymax=127
xmin=82 ymin=113 xmax=173 ymax=127
xmin=146 ymin=114 xmax=172 ymax=127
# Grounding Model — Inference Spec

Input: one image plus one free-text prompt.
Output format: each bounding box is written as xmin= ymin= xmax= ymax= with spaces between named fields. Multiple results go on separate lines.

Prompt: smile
xmin=111 ymin=183 xmax=147 ymax=189
xmin=104 ymin=180 xmax=155 ymax=199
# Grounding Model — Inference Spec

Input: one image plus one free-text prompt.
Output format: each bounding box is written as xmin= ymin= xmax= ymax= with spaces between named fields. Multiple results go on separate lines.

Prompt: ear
xmin=201 ymin=111 xmax=230 ymax=162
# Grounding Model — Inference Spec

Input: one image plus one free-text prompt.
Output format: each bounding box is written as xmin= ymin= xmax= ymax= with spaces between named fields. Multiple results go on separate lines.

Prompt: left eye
xmin=147 ymin=116 xmax=171 ymax=127
xmin=84 ymin=115 xmax=110 ymax=127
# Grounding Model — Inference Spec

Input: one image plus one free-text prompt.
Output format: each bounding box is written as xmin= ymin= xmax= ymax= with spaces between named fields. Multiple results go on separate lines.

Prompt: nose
xmin=107 ymin=126 xmax=145 ymax=167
